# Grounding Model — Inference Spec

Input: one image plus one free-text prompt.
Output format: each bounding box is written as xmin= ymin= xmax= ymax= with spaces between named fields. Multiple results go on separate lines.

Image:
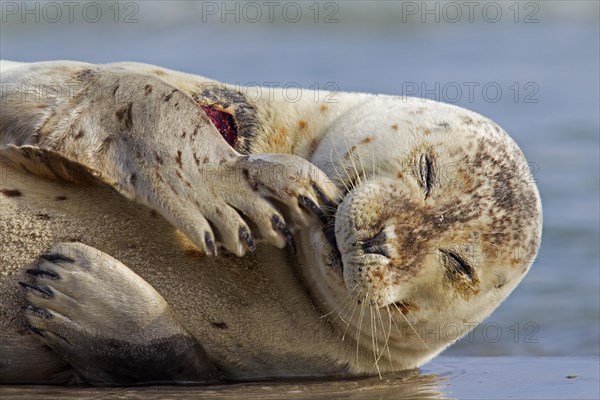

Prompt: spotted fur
xmin=0 ymin=60 xmax=541 ymax=384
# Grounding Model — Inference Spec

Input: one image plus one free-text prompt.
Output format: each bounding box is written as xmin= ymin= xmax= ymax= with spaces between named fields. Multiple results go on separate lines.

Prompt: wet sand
xmin=1 ymin=357 xmax=598 ymax=399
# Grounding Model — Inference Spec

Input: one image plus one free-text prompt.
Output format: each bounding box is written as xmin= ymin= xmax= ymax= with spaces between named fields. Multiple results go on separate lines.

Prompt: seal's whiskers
xmin=342 ymin=288 xmax=363 ymax=342
xmin=355 ymin=144 xmax=369 ymax=187
xmin=375 ymin=305 xmax=394 ymax=374
xmin=332 ymin=141 xmax=358 ymax=191
xmin=319 ymin=280 xmax=360 ymax=319
xmin=392 ymin=301 xmax=429 ymax=349
xmin=384 ymin=306 xmax=396 ymax=373
xmin=370 ymin=304 xmax=382 ymax=378
xmin=356 ymin=289 xmax=368 ymax=364
xmin=343 ymin=137 xmax=364 ymax=187
xmin=329 ymin=147 xmax=354 ymax=197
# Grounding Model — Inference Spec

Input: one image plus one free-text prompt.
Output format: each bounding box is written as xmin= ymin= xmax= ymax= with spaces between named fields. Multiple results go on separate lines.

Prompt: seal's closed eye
xmin=418 ymin=153 xmax=435 ymax=199
xmin=440 ymin=249 xmax=475 ymax=281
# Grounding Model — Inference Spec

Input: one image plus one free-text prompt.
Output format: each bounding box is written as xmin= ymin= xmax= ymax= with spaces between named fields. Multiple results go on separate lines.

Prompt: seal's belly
xmin=0 ymin=163 xmax=344 ymax=379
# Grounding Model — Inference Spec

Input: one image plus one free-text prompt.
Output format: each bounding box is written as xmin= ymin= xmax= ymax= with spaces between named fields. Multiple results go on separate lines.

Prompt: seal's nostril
xmin=361 ymin=229 xmax=390 ymax=258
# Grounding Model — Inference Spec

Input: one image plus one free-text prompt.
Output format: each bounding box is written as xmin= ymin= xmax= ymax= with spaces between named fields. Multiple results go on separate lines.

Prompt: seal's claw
xmin=40 ymin=253 xmax=73 ymax=263
xmin=311 ymin=181 xmax=339 ymax=213
xmin=26 ymin=267 xmax=59 ymax=280
xmin=239 ymin=226 xmax=257 ymax=256
xmin=23 ymin=305 xmax=53 ymax=319
xmin=298 ymin=195 xmax=328 ymax=225
xmin=29 ymin=326 xmax=49 ymax=339
xmin=204 ymin=232 xmax=217 ymax=256
xmin=271 ymin=215 xmax=295 ymax=254
xmin=19 ymin=282 xmax=54 ymax=298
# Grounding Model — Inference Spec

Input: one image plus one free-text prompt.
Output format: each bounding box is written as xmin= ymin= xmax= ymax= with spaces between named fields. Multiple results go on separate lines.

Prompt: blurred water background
xmin=1 ymin=0 xmax=598 ymax=358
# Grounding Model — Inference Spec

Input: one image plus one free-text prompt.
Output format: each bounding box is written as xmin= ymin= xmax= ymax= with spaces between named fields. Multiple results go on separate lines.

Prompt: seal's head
xmin=301 ymin=96 xmax=542 ymax=374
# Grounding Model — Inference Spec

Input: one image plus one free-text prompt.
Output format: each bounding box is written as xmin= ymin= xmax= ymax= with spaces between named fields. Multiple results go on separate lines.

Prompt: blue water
xmin=2 ymin=357 xmax=599 ymax=399
xmin=1 ymin=1 xmax=598 ymax=357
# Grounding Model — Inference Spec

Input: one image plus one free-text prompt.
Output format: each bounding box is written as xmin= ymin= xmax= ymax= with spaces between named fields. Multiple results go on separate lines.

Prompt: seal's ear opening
xmin=200 ymin=105 xmax=238 ymax=147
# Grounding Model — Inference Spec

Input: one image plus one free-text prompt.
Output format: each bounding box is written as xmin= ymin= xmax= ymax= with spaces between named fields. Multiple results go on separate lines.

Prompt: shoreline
xmin=1 ymin=356 xmax=598 ymax=399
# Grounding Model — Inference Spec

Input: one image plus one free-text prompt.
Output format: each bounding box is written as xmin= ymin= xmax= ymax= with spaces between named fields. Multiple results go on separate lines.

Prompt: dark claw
xmin=309 ymin=183 xmax=339 ymax=257
xmin=26 ymin=267 xmax=59 ymax=280
xmin=23 ymin=304 xmax=53 ymax=319
xmin=298 ymin=195 xmax=328 ymax=225
xmin=29 ymin=326 xmax=72 ymax=346
xmin=239 ymin=226 xmax=256 ymax=256
xmin=40 ymin=253 xmax=74 ymax=263
xmin=271 ymin=215 xmax=296 ymax=254
xmin=311 ymin=181 xmax=338 ymax=211
xmin=19 ymin=282 xmax=54 ymax=298
xmin=51 ymin=330 xmax=73 ymax=346
xmin=29 ymin=326 xmax=48 ymax=339
xmin=204 ymin=232 xmax=217 ymax=256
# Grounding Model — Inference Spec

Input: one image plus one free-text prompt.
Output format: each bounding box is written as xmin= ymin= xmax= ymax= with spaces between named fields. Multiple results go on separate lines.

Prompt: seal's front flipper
xmin=20 ymin=242 xmax=219 ymax=386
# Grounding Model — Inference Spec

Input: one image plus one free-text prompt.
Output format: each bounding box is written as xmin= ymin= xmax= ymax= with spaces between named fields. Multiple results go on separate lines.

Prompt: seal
xmin=0 ymin=60 xmax=542 ymax=385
